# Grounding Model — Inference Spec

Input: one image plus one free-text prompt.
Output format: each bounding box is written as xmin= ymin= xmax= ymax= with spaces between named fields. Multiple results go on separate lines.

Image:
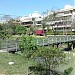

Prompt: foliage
xmin=0 ymin=19 xmax=19 ymax=39
xmin=64 ymin=67 xmax=73 ymax=75
xmin=18 ymin=36 xmax=73 ymax=75
xmin=29 ymin=25 xmax=36 ymax=35
xmin=42 ymin=11 xmax=58 ymax=35
xmin=35 ymin=47 xmax=65 ymax=67
xmin=28 ymin=64 xmax=46 ymax=75
xmin=15 ymin=25 xmax=26 ymax=35
xmin=29 ymin=46 xmax=66 ymax=75
xmin=0 ymin=23 xmax=14 ymax=39
xmin=0 ymin=21 xmax=26 ymax=39
xmin=71 ymin=18 xmax=75 ymax=34
xmin=19 ymin=35 xmax=37 ymax=59
xmin=30 ymin=17 xmax=38 ymax=35
xmin=41 ymin=20 xmax=48 ymax=36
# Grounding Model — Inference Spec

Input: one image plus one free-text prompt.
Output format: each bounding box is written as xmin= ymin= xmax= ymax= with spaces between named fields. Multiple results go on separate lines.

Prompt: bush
xmin=64 ymin=67 xmax=73 ymax=75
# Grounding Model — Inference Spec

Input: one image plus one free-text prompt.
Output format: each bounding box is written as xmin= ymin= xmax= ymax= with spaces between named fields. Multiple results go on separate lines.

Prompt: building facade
xmin=16 ymin=5 xmax=75 ymax=35
xmin=19 ymin=11 xmax=43 ymax=27
xmin=47 ymin=5 xmax=75 ymax=33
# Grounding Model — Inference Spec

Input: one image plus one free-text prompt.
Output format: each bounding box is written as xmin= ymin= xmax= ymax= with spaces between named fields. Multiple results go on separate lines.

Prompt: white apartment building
xmin=19 ymin=11 xmax=43 ymax=27
xmin=17 ymin=5 xmax=75 ymax=34
xmin=47 ymin=5 xmax=75 ymax=32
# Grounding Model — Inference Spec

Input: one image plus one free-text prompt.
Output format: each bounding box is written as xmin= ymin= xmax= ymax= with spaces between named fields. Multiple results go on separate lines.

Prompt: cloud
xmin=64 ymin=4 xmax=74 ymax=10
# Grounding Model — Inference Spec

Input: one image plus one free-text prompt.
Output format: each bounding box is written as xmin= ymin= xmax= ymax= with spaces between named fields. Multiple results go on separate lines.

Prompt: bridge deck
xmin=0 ymin=35 xmax=75 ymax=51
xmin=36 ymin=35 xmax=75 ymax=46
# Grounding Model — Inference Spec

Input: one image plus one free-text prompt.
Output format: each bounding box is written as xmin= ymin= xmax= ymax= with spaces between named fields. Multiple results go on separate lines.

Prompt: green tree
xmin=71 ymin=18 xmax=75 ymax=34
xmin=31 ymin=18 xmax=37 ymax=35
xmin=15 ymin=25 xmax=26 ymax=35
xmin=0 ymin=24 xmax=3 ymax=38
xmin=41 ymin=22 xmax=46 ymax=36
xmin=18 ymin=36 xmax=73 ymax=75
xmin=7 ymin=19 xmax=17 ymax=34
xmin=42 ymin=11 xmax=58 ymax=35
xmin=32 ymin=47 xmax=66 ymax=75
xmin=0 ymin=23 xmax=14 ymax=39
xmin=19 ymin=35 xmax=37 ymax=59
xmin=52 ymin=12 xmax=57 ymax=35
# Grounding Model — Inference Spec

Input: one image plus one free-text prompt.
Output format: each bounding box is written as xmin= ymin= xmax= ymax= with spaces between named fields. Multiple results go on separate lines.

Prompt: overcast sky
xmin=0 ymin=0 xmax=74 ymax=17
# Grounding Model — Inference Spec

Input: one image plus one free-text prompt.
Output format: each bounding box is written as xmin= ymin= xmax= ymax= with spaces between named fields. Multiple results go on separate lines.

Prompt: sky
xmin=0 ymin=0 xmax=74 ymax=17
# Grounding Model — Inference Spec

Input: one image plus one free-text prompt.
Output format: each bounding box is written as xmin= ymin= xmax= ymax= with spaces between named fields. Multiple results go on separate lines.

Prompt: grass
xmin=0 ymin=52 xmax=32 ymax=75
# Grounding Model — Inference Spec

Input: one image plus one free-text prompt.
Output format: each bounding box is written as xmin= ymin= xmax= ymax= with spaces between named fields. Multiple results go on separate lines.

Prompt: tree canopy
xmin=15 ymin=25 xmax=26 ymax=35
xmin=19 ymin=35 xmax=37 ymax=59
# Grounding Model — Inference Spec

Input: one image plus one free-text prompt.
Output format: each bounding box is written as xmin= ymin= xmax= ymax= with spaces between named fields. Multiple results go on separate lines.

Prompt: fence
xmin=0 ymin=35 xmax=75 ymax=52
xmin=0 ymin=40 xmax=19 ymax=52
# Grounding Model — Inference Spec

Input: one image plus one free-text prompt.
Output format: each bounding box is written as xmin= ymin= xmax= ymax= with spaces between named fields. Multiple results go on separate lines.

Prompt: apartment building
xmin=16 ymin=5 xmax=75 ymax=35
xmin=19 ymin=11 xmax=43 ymax=27
xmin=47 ymin=5 xmax=75 ymax=32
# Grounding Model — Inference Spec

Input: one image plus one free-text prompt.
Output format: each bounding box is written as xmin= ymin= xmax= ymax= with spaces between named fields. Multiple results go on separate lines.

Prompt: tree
xmin=52 ymin=11 xmax=57 ymax=35
xmin=7 ymin=19 xmax=17 ymax=34
xmin=3 ymin=23 xmax=15 ymax=38
xmin=29 ymin=24 xmax=36 ymax=35
xmin=70 ymin=10 xmax=73 ymax=35
xmin=71 ymin=11 xmax=75 ymax=34
xmin=71 ymin=20 xmax=75 ymax=34
xmin=31 ymin=47 xmax=66 ymax=75
xmin=0 ymin=24 xmax=3 ymax=38
xmin=41 ymin=22 xmax=47 ymax=36
xmin=42 ymin=11 xmax=58 ymax=35
xmin=31 ymin=18 xmax=36 ymax=35
xmin=18 ymin=36 xmax=73 ymax=75
xmin=15 ymin=25 xmax=26 ymax=35
xmin=0 ymin=23 xmax=14 ymax=39
xmin=19 ymin=35 xmax=37 ymax=59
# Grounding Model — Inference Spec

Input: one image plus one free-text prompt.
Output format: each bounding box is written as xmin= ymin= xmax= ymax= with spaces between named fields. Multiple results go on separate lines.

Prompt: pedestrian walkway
xmin=0 ymin=35 xmax=75 ymax=52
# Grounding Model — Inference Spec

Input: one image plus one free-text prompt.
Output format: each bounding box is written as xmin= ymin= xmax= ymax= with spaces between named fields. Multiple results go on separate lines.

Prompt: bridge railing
xmin=0 ymin=40 xmax=19 ymax=52
xmin=36 ymin=35 xmax=75 ymax=46
xmin=0 ymin=35 xmax=75 ymax=51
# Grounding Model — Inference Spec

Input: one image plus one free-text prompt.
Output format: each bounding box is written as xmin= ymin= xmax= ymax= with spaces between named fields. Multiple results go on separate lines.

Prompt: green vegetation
xmin=19 ymin=35 xmax=37 ymax=59
xmin=0 ymin=21 xmax=27 ymax=40
xmin=18 ymin=35 xmax=73 ymax=75
xmin=15 ymin=25 xmax=26 ymax=35
xmin=30 ymin=47 xmax=66 ymax=75
xmin=0 ymin=19 xmax=73 ymax=75
xmin=64 ymin=67 xmax=73 ymax=75
xmin=0 ymin=35 xmax=73 ymax=75
xmin=0 ymin=52 xmax=30 ymax=75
